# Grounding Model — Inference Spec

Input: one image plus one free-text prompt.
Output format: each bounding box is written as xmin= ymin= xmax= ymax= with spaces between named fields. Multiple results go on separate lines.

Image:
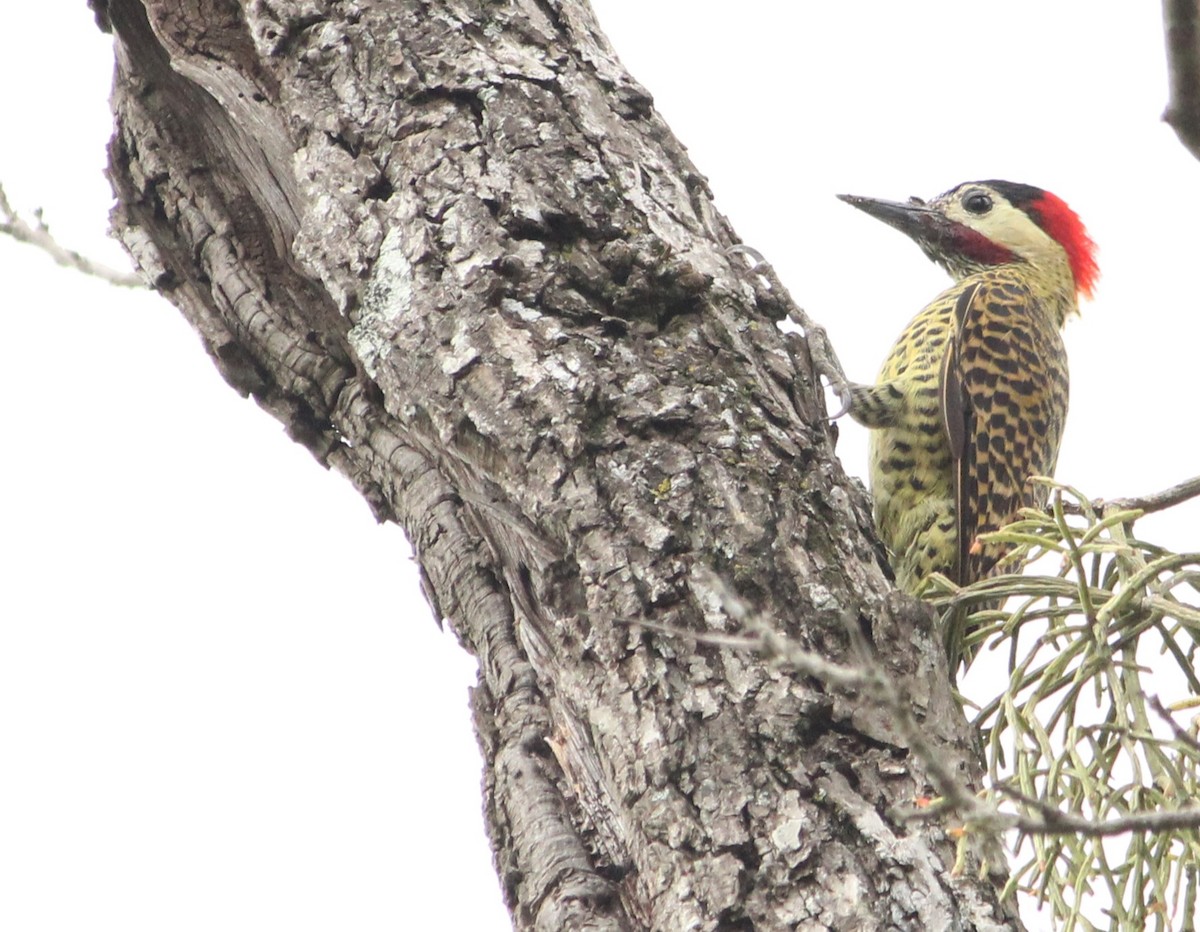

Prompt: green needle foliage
xmin=927 ymin=482 xmax=1200 ymax=931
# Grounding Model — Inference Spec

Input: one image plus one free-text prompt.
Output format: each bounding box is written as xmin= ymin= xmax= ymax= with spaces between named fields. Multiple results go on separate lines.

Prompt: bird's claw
xmin=726 ymin=244 xmax=768 ymax=267
xmin=825 ymin=381 xmax=853 ymax=420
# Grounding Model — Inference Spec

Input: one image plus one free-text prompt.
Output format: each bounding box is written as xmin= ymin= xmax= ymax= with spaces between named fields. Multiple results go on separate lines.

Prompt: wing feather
xmin=940 ymin=276 xmax=1069 ymax=585
xmin=940 ymin=282 xmax=979 ymax=585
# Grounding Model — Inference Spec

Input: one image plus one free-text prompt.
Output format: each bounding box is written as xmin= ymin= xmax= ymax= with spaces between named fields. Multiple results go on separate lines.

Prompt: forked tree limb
xmin=92 ymin=0 xmax=1017 ymax=927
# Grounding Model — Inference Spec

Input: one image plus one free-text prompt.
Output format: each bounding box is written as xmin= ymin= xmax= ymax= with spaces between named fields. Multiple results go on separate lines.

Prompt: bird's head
xmin=838 ymin=181 xmax=1098 ymax=299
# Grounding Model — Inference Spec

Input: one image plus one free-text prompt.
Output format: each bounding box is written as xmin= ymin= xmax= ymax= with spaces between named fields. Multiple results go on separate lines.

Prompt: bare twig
xmin=1148 ymin=693 xmax=1200 ymax=754
xmin=620 ymin=597 xmax=872 ymax=692
xmin=637 ymin=570 xmax=1200 ymax=848
xmin=637 ymin=573 xmax=995 ymax=826
xmin=653 ymin=571 xmax=866 ymax=689
xmin=1163 ymin=0 xmax=1200 ymax=161
xmin=0 ymin=183 xmax=144 ymax=288
xmin=1052 ymin=474 xmax=1200 ymax=520
xmin=997 ymin=784 xmax=1200 ymax=837
xmin=1098 ymin=474 xmax=1200 ymax=517
xmin=726 ymin=245 xmax=853 ymax=417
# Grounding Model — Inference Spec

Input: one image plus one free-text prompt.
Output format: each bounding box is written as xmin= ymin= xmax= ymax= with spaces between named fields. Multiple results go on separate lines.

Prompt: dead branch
xmin=636 ymin=576 xmax=1200 ymax=842
xmin=0 ymin=183 xmax=144 ymax=288
xmin=727 ymin=245 xmax=853 ymax=418
xmin=999 ymin=784 xmax=1200 ymax=837
xmin=1098 ymin=474 xmax=1200 ymax=517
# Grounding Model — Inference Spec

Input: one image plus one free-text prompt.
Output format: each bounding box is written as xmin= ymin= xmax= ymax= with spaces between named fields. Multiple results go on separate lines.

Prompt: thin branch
xmin=726 ymin=245 xmax=853 ymax=417
xmin=0 ymin=183 xmax=144 ymax=288
xmin=1148 ymin=693 xmax=1200 ymax=754
xmin=633 ymin=573 xmax=993 ymax=826
xmin=997 ymin=784 xmax=1200 ymax=837
xmin=621 ymin=606 xmax=872 ymax=692
xmin=1098 ymin=474 xmax=1200 ymax=517
xmin=1164 ymin=0 xmax=1200 ymax=161
xmin=636 ymin=572 xmax=1200 ymax=844
xmin=1054 ymin=474 xmax=1200 ymax=519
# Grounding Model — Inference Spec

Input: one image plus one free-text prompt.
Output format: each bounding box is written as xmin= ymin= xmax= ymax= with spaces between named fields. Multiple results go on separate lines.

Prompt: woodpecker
xmin=839 ymin=181 xmax=1098 ymax=597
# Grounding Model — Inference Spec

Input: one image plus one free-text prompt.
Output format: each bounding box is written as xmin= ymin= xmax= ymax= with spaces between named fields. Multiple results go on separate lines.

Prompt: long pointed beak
xmin=837 ymin=193 xmax=939 ymax=240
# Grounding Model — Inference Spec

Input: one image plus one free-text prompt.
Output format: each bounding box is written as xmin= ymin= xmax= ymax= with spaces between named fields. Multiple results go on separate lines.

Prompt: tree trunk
xmin=95 ymin=0 xmax=1020 ymax=927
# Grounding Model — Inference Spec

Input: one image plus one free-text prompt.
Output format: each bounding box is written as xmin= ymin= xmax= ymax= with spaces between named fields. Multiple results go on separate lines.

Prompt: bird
xmin=837 ymin=180 xmax=1098 ymax=603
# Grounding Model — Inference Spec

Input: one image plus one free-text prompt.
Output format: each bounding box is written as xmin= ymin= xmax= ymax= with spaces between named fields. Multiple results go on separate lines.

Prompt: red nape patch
xmin=1027 ymin=191 xmax=1099 ymax=299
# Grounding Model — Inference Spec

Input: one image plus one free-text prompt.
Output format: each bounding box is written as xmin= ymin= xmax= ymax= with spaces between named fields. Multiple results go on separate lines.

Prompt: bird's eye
xmin=963 ymin=191 xmax=993 ymax=215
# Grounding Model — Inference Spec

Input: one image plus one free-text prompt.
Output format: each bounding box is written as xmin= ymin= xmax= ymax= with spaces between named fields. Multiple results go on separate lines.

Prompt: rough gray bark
xmin=94 ymin=0 xmax=1021 ymax=928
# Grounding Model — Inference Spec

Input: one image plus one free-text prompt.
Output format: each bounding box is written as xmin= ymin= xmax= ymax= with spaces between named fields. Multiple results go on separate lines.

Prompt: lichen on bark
xmin=96 ymin=0 xmax=1021 ymax=927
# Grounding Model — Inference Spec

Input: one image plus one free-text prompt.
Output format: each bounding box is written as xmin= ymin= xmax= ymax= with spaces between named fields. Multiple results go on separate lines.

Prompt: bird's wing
xmin=939 ymin=276 xmax=1069 ymax=585
xmin=939 ymin=282 xmax=978 ymax=585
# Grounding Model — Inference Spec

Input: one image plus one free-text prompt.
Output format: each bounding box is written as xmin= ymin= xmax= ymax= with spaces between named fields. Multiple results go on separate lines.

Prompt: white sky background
xmin=1 ymin=3 xmax=1195 ymax=930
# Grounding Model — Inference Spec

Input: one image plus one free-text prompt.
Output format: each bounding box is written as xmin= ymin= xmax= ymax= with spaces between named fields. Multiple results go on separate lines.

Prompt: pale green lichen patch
xmin=349 ymin=228 xmax=414 ymax=377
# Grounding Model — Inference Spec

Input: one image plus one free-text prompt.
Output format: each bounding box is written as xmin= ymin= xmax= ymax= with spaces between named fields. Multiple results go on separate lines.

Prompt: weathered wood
xmin=96 ymin=0 xmax=1019 ymax=926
